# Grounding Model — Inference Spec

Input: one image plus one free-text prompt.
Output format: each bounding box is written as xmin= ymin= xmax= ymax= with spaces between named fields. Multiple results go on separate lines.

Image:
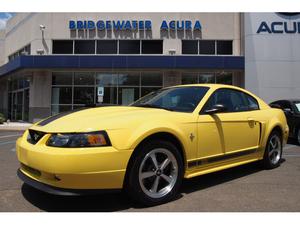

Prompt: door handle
xmin=248 ymin=117 xmax=256 ymax=125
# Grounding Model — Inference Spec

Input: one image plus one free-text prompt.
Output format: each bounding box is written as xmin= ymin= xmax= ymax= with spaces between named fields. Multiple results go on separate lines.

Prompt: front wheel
xmin=263 ymin=131 xmax=282 ymax=169
xmin=125 ymin=140 xmax=184 ymax=206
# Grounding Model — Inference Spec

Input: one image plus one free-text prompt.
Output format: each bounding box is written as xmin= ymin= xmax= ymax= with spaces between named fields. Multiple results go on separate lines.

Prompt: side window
xmin=204 ymin=88 xmax=259 ymax=113
xmin=243 ymin=93 xmax=259 ymax=110
xmin=204 ymin=89 xmax=236 ymax=112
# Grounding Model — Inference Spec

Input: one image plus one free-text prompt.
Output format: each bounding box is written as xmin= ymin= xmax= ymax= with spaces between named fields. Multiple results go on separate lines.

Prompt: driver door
xmin=197 ymin=88 xmax=260 ymax=161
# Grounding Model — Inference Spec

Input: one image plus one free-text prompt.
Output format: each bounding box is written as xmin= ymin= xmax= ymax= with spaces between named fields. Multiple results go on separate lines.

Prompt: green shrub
xmin=0 ymin=113 xmax=5 ymax=124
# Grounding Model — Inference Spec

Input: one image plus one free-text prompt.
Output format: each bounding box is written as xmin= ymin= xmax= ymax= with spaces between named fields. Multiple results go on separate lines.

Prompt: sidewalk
xmin=0 ymin=122 xmax=32 ymax=131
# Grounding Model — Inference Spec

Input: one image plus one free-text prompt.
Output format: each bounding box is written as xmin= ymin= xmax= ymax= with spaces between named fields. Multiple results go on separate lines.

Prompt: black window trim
xmin=200 ymin=88 xmax=260 ymax=115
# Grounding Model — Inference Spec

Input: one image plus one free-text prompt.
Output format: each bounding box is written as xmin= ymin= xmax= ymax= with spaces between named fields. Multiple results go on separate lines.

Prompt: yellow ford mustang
xmin=16 ymin=84 xmax=289 ymax=205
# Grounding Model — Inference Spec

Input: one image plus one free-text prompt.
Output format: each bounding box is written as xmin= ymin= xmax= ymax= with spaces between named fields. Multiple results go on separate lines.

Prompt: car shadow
xmin=287 ymin=138 xmax=299 ymax=146
xmin=21 ymin=161 xmax=266 ymax=212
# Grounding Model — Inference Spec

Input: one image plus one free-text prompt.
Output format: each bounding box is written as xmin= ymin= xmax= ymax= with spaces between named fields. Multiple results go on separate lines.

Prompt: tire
xmin=296 ymin=127 xmax=300 ymax=146
xmin=263 ymin=130 xmax=283 ymax=169
xmin=125 ymin=140 xmax=184 ymax=206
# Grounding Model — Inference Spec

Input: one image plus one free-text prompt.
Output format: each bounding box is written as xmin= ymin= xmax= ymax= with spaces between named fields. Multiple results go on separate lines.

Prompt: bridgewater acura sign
xmin=69 ymin=20 xmax=202 ymax=31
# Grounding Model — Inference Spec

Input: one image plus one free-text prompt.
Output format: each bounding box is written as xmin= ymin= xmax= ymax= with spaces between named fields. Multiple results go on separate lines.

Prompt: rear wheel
xmin=125 ymin=140 xmax=183 ymax=206
xmin=263 ymin=131 xmax=282 ymax=169
xmin=296 ymin=127 xmax=300 ymax=145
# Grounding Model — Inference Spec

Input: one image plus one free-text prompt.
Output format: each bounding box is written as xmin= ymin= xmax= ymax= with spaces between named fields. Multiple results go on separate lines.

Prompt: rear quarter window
xmin=244 ymin=93 xmax=259 ymax=110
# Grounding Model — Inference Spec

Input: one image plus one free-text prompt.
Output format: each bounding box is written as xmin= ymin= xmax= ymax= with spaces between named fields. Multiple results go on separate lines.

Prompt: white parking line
xmin=283 ymin=145 xmax=297 ymax=150
xmin=283 ymin=154 xmax=300 ymax=157
xmin=0 ymin=134 xmax=21 ymax=139
xmin=0 ymin=141 xmax=16 ymax=146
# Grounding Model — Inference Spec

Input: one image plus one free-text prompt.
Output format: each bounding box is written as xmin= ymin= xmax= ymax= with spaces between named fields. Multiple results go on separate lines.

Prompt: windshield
xmin=131 ymin=86 xmax=209 ymax=112
xmin=293 ymin=101 xmax=300 ymax=113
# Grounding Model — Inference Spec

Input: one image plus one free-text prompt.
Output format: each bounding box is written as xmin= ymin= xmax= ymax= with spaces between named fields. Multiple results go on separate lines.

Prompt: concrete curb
xmin=0 ymin=123 xmax=32 ymax=131
xmin=0 ymin=127 xmax=30 ymax=131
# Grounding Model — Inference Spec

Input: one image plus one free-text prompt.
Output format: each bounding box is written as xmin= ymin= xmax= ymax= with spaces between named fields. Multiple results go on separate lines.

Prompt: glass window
xmin=97 ymin=40 xmax=118 ymax=54
xmin=141 ymin=40 xmax=163 ymax=54
xmin=52 ymin=87 xmax=72 ymax=104
xmin=96 ymin=73 xmax=118 ymax=86
xmin=73 ymin=87 xmax=95 ymax=104
xmin=74 ymin=40 xmax=95 ymax=54
xmin=199 ymin=74 xmax=215 ymax=83
xmin=182 ymin=40 xmax=198 ymax=54
xmin=51 ymin=105 xmax=72 ymax=115
xmin=74 ymin=72 xmax=94 ymax=85
xmin=294 ymin=102 xmax=300 ymax=112
xmin=244 ymin=93 xmax=259 ymax=110
xmin=24 ymin=45 xmax=31 ymax=55
xmin=101 ymin=87 xmax=117 ymax=104
xmin=118 ymin=73 xmax=140 ymax=86
xmin=141 ymin=72 xmax=162 ymax=86
xmin=52 ymin=40 xmax=73 ymax=54
xmin=182 ymin=73 xmax=198 ymax=84
xmin=118 ymin=87 xmax=140 ymax=105
xmin=119 ymin=40 xmax=140 ymax=54
xmin=199 ymin=40 xmax=215 ymax=55
xmin=204 ymin=89 xmax=250 ymax=113
xmin=52 ymin=72 xmax=73 ymax=85
xmin=216 ymin=73 xmax=233 ymax=85
xmin=217 ymin=40 xmax=233 ymax=55
xmin=132 ymin=87 xmax=209 ymax=113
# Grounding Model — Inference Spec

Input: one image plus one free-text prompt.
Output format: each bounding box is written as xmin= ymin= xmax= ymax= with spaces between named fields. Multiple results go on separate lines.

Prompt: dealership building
xmin=0 ymin=12 xmax=299 ymax=122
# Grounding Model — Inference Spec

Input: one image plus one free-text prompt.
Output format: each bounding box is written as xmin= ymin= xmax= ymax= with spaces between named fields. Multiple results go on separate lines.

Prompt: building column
xmin=0 ymin=78 xmax=8 ymax=118
xmin=29 ymin=71 xmax=52 ymax=122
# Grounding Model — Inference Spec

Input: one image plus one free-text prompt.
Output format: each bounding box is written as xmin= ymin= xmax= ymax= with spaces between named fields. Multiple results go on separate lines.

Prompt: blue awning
xmin=0 ymin=55 xmax=244 ymax=77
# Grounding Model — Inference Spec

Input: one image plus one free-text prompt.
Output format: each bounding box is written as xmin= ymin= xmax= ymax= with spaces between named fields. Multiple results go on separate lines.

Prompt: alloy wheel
xmin=268 ymin=135 xmax=282 ymax=165
xmin=138 ymin=148 xmax=178 ymax=199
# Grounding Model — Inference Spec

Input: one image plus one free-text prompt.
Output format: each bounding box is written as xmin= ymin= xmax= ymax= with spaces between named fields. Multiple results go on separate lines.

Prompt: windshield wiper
xmin=134 ymin=104 xmax=173 ymax=111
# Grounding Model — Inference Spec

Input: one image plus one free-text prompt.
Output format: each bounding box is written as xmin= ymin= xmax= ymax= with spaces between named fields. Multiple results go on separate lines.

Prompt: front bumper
xmin=17 ymin=169 xmax=120 ymax=196
xmin=16 ymin=131 xmax=133 ymax=190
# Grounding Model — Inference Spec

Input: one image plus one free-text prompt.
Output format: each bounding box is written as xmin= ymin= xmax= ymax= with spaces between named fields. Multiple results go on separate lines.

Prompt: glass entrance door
xmin=9 ymin=88 xmax=29 ymax=121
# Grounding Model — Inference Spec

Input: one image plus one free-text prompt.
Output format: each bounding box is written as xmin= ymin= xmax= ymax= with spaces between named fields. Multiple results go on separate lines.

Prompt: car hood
xmin=30 ymin=106 xmax=176 ymax=133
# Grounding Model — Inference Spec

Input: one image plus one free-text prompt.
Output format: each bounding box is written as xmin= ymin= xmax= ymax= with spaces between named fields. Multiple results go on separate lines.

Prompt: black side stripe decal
xmin=188 ymin=148 xmax=257 ymax=168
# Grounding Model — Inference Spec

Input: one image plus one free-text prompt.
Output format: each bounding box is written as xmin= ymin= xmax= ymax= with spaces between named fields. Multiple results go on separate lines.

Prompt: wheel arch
xmin=123 ymin=131 xmax=187 ymax=188
xmin=267 ymin=124 xmax=284 ymax=144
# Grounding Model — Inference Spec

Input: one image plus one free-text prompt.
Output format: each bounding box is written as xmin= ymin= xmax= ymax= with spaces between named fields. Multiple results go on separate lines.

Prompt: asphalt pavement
xmin=0 ymin=130 xmax=300 ymax=212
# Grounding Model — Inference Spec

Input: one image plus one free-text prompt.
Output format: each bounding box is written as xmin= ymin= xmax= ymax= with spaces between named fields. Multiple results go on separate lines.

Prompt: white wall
xmin=244 ymin=13 xmax=300 ymax=103
xmin=0 ymin=30 xmax=5 ymax=65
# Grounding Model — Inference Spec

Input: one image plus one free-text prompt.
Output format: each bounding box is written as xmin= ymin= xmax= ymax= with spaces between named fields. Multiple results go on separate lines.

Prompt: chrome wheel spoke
xmin=141 ymin=171 xmax=156 ymax=179
xmin=161 ymin=174 xmax=172 ymax=184
xmin=160 ymin=158 xmax=171 ymax=170
xmin=269 ymin=149 xmax=275 ymax=157
xmin=151 ymin=176 xmax=160 ymax=193
xmin=270 ymin=138 xmax=276 ymax=149
xmin=150 ymin=153 xmax=159 ymax=169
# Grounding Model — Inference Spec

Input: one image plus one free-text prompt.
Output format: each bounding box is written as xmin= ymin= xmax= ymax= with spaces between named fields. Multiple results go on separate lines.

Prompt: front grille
xmin=21 ymin=163 xmax=41 ymax=177
xmin=27 ymin=129 xmax=45 ymax=145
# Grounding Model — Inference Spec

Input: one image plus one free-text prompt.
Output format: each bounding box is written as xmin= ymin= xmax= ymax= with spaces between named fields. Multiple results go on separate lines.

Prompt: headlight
xmin=46 ymin=131 xmax=111 ymax=148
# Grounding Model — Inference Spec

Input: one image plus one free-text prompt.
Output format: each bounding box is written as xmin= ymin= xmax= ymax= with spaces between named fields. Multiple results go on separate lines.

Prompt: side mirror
xmin=204 ymin=104 xmax=227 ymax=115
xmin=283 ymin=108 xmax=294 ymax=115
